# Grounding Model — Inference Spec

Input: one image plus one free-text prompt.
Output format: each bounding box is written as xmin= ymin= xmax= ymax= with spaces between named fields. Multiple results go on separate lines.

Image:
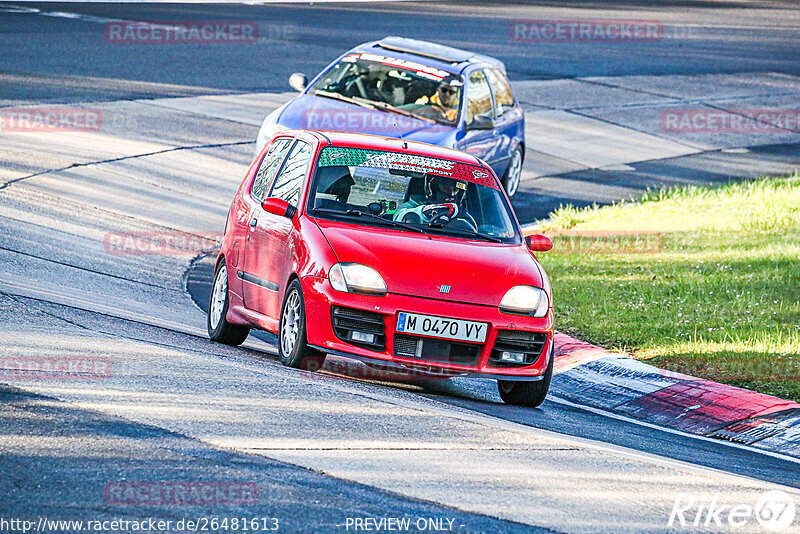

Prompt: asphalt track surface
xmin=2 ymin=2 xmax=800 ymax=533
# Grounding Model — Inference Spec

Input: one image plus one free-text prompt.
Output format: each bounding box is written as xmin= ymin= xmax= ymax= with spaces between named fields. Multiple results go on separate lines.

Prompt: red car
xmin=208 ymin=130 xmax=554 ymax=406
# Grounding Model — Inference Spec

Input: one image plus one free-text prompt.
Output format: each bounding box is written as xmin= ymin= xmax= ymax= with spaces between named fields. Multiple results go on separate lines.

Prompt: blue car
xmin=255 ymin=36 xmax=525 ymax=197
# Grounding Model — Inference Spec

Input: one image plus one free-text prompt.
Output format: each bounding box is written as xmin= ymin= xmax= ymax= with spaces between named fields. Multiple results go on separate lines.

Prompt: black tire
xmin=501 ymin=145 xmax=523 ymax=198
xmin=278 ymin=279 xmax=326 ymax=371
xmin=207 ymin=259 xmax=250 ymax=346
xmin=497 ymin=338 xmax=554 ymax=407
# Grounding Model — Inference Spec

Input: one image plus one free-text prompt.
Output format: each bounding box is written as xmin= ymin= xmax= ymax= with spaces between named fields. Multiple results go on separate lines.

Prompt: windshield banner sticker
xmin=348 ymin=52 xmax=451 ymax=81
xmin=317 ymin=147 xmax=499 ymax=189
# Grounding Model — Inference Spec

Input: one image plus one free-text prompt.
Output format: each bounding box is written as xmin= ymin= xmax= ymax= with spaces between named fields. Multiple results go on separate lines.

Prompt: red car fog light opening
xmin=498 ymin=351 xmax=527 ymax=364
xmin=351 ymin=331 xmax=375 ymax=344
xmin=331 ymin=306 xmax=387 ymax=351
xmin=490 ymin=331 xmax=548 ymax=368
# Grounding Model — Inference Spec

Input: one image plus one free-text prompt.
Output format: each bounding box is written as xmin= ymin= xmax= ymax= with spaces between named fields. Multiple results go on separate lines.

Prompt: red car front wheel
xmin=278 ymin=279 xmax=326 ymax=371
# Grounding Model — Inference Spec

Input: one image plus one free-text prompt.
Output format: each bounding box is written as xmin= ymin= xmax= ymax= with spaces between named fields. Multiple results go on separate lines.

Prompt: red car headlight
xmin=329 ymin=263 xmax=387 ymax=296
xmin=500 ymin=285 xmax=549 ymax=317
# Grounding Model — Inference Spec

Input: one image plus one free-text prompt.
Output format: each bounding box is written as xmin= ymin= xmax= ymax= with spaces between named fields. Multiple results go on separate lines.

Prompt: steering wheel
xmin=428 ymin=205 xmax=479 ymax=232
xmin=402 ymin=203 xmax=478 ymax=232
xmin=424 ymin=203 xmax=459 ymax=226
xmin=340 ymin=71 xmax=369 ymax=99
xmin=375 ymin=77 xmax=401 ymax=105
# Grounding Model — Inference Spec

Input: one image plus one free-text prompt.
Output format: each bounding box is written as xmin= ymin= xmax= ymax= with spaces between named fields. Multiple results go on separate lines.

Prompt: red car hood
xmin=315 ymin=219 xmax=543 ymax=306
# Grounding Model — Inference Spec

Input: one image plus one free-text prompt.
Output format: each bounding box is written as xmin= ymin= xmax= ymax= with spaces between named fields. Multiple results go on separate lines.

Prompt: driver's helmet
xmin=424 ymin=174 xmax=467 ymax=204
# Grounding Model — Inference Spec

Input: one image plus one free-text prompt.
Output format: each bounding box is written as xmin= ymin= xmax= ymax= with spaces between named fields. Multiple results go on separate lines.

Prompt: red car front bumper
xmin=301 ymin=275 xmax=553 ymax=380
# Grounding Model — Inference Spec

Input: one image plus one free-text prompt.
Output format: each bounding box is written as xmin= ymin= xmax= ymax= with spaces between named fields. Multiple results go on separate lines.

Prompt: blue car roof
xmin=351 ymin=36 xmax=506 ymax=75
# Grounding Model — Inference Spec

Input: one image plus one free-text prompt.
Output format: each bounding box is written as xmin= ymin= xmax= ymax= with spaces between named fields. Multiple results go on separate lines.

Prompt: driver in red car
xmin=394 ymin=175 xmax=467 ymax=224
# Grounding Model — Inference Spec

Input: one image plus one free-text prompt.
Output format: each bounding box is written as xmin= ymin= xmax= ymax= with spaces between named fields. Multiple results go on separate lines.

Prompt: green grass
xmin=538 ymin=173 xmax=800 ymax=401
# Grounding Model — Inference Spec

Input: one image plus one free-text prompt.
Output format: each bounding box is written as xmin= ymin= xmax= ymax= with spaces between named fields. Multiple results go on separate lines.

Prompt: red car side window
xmin=251 ymin=137 xmax=293 ymax=201
xmin=268 ymin=140 xmax=312 ymax=208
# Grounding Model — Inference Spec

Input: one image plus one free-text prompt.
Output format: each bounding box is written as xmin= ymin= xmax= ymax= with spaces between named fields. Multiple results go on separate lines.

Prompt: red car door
xmin=242 ymin=138 xmax=313 ymax=319
xmin=240 ymin=136 xmax=293 ymax=316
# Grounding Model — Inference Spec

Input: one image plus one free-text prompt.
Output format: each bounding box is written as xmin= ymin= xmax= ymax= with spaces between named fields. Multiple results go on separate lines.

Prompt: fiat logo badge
xmin=439 ymin=285 xmax=451 ymax=293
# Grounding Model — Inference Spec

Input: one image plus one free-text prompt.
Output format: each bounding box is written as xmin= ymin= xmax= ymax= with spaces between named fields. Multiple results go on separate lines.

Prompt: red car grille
xmin=393 ymin=334 xmax=481 ymax=367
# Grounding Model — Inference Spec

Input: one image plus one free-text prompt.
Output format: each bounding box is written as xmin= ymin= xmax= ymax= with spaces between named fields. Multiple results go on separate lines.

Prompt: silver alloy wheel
xmin=281 ymin=290 xmax=301 ymax=357
xmin=505 ymin=148 xmax=523 ymax=197
xmin=209 ymin=264 xmax=228 ymax=330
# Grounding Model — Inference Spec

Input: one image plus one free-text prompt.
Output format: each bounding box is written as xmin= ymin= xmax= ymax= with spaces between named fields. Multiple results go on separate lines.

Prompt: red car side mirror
xmin=262 ymin=198 xmax=296 ymax=219
xmin=525 ymin=234 xmax=553 ymax=252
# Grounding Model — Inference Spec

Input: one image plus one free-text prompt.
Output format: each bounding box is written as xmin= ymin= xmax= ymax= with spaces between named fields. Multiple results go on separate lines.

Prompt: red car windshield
xmin=308 ymin=146 xmax=520 ymax=243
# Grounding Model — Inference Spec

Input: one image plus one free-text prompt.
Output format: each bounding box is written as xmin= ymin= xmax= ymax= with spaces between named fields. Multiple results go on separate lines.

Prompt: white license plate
xmin=396 ymin=312 xmax=487 ymax=343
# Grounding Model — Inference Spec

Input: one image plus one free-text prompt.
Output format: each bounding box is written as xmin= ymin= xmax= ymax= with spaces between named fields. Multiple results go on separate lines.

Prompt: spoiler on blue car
xmin=377 ymin=36 xmax=506 ymax=74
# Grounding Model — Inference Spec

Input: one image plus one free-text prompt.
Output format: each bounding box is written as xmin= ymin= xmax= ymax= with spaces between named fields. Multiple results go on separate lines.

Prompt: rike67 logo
xmin=669 ymin=490 xmax=796 ymax=532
